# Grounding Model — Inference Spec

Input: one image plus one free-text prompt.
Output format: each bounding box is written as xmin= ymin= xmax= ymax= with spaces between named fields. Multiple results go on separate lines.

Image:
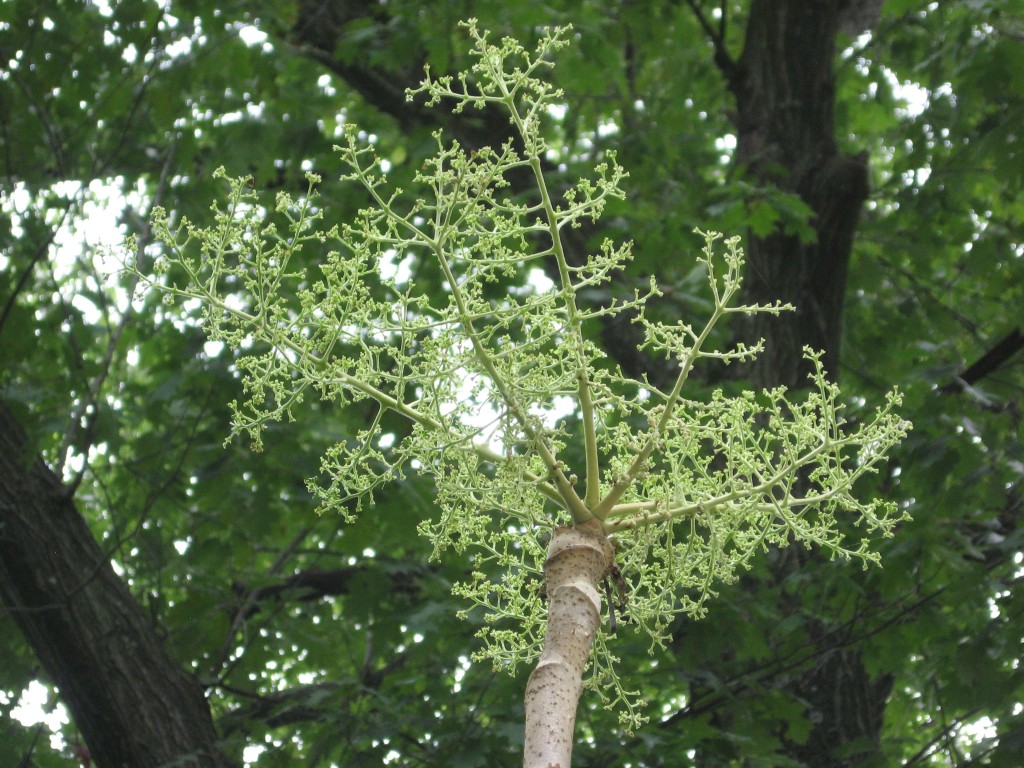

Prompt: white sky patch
xmin=317 ymin=73 xmax=337 ymax=97
xmin=526 ymin=266 xmax=555 ymax=293
xmin=888 ymin=72 xmax=930 ymax=119
xmin=452 ymin=654 xmax=472 ymax=693
xmin=379 ymin=248 xmax=416 ymax=285
xmin=11 ymin=681 xmax=69 ymax=740
xmin=958 ymin=716 xmax=999 ymax=759
xmin=165 ymin=33 xmax=195 ymax=59
xmin=843 ymin=31 xmax=933 ymax=119
xmin=536 ymin=394 xmax=576 ymax=424
xmin=204 ymin=340 xmax=225 ymax=358
xmin=0 ymin=184 xmax=32 ymax=251
xmin=715 ymin=133 xmax=736 ymax=164
xmin=1 ymin=176 xmax=143 ymax=325
xmin=547 ymin=103 xmax=568 ymax=121
xmin=237 ymin=25 xmax=268 ymax=47
xmin=243 ymin=744 xmax=265 ymax=764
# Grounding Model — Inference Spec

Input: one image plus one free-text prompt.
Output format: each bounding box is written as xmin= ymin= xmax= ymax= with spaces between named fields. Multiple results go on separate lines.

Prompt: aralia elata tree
xmin=132 ymin=21 xmax=909 ymax=768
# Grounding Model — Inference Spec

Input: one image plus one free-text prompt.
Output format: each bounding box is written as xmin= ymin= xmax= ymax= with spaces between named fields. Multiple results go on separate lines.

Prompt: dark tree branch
xmin=218 ymin=680 xmax=358 ymax=735
xmin=947 ymin=327 xmax=1023 ymax=389
xmin=683 ymin=0 xmax=739 ymax=79
xmin=0 ymin=197 xmax=77 ymax=342
xmin=903 ymin=708 xmax=980 ymax=765
xmin=230 ymin=561 xmax=430 ymax=620
xmin=838 ymin=0 xmax=885 ymax=37
xmin=218 ymin=641 xmax=410 ymax=736
xmin=288 ymin=2 xmax=514 ymax=154
xmin=662 ymin=579 xmax=943 ymax=726
xmin=57 ymin=143 xmax=179 ymax=493
xmin=16 ymin=724 xmax=45 ymax=768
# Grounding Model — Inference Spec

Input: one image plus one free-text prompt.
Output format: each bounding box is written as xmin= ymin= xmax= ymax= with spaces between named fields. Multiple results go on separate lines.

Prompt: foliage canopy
xmin=1 ymin=1 xmax=1022 ymax=765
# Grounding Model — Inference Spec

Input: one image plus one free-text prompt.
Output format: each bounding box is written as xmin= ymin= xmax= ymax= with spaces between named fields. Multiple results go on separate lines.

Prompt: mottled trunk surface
xmin=0 ymin=402 xmax=234 ymax=768
xmin=523 ymin=520 xmax=614 ymax=768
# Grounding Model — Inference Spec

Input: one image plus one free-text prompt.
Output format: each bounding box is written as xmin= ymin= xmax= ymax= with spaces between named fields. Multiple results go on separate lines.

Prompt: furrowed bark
xmin=728 ymin=0 xmax=869 ymax=388
xmin=0 ymin=402 xmax=235 ymax=768
xmin=719 ymin=4 xmax=887 ymax=764
xmin=523 ymin=520 xmax=614 ymax=768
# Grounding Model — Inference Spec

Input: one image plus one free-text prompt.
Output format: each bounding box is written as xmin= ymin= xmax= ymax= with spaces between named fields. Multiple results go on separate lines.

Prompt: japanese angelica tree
xmin=132 ymin=22 xmax=909 ymax=768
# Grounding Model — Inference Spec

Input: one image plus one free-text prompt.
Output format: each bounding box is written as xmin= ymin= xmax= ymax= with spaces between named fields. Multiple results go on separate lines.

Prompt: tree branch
xmin=230 ymin=561 xmax=429 ymax=620
xmin=683 ymin=0 xmax=739 ymax=78
xmin=945 ymin=327 xmax=1023 ymax=389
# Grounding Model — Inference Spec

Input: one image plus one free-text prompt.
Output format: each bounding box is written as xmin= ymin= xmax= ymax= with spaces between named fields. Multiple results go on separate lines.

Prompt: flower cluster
xmin=134 ymin=20 xmax=909 ymax=729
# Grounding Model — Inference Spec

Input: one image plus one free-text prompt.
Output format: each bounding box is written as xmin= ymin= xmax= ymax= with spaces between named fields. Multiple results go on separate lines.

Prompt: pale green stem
xmin=592 ymin=296 xmax=731 ymax=521
xmin=155 ymin=279 xmax=568 ymax=509
xmin=603 ymin=438 xmax=837 ymax=532
xmin=501 ymin=90 xmax=601 ymax=512
xmin=429 ymin=238 xmax=591 ymax=521
xmin=345 ymin=145 xmax=589 ymax=516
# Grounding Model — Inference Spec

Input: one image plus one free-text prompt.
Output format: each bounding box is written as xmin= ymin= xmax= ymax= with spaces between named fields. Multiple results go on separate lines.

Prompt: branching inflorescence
xmin=134 ymin=20 xmax=909 ymax=730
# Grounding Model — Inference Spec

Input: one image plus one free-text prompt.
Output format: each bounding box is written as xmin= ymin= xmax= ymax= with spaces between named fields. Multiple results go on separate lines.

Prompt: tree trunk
xmin=0 ymin=402 xmax=235 ymax=768
xmin=721 ymin=2 xmax=888 ymax=765
xmin=780 ymin=619 xmax=894 ymax=765
xmin=523 ymin=520 xmax=614 ymax=768
xmin=730 ymin=0 xmax=869 ymax=388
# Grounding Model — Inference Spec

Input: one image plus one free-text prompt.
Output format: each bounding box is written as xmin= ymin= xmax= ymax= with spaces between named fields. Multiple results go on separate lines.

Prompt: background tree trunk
xmin=730 ymin=0 xmax=869 ymax=388
xmin=0 ymin=402 xmax=235 ymax=768
xmin=722 ymin=2 xmax=886 ymax=764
